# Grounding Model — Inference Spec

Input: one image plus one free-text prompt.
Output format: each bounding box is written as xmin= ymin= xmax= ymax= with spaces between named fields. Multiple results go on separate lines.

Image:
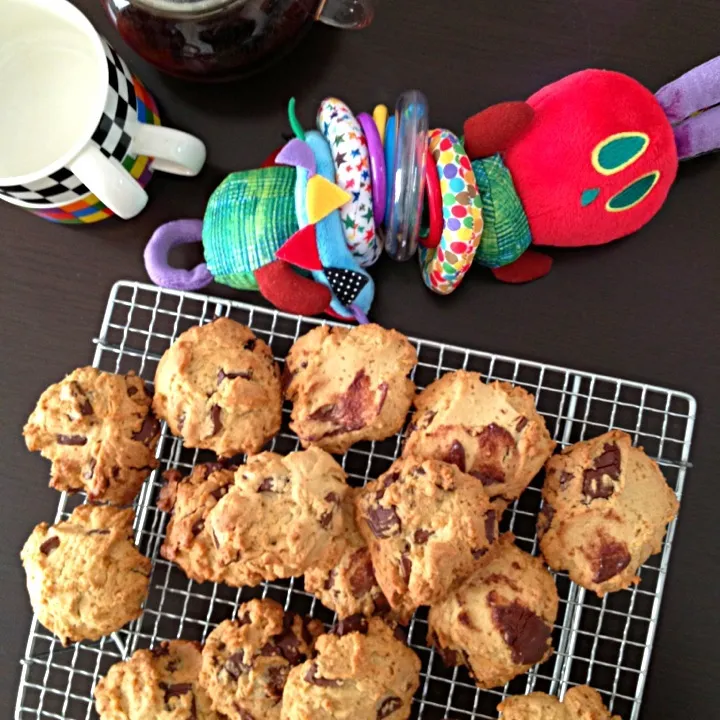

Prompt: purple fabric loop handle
xmin=144 ymin=219 xmax=213 ymax=291
xmin=357 ymin=112 xmax=386 ymax=225
xmin=349 ymin=303 xmax=369 ymax=324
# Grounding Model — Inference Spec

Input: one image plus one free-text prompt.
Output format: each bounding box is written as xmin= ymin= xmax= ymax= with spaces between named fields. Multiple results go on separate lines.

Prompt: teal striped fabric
xmin=472 ymin=154 xmax=532 ymax=268
xmin=203 ymin=166 xmax=299 ymax=291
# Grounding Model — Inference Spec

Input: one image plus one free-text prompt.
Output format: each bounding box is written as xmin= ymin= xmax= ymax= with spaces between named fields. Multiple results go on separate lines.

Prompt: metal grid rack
xmin=16 ymin=280 xmax=696 ymax=720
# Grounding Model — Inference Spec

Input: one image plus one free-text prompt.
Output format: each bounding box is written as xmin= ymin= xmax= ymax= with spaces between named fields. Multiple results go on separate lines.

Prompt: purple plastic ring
xmin=358 ymin=112 xmax=386 ymax=226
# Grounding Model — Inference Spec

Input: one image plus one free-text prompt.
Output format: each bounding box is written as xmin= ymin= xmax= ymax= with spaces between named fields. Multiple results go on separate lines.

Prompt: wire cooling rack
xmin=16 ymin=280 xmax=696 ymax=720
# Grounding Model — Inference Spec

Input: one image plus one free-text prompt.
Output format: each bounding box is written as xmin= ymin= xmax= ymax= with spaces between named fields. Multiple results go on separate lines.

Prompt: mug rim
xmin=0 ymin=0 xmax=109 ymax=187
xmin=0 ymin=189 xmax=95 ymax=210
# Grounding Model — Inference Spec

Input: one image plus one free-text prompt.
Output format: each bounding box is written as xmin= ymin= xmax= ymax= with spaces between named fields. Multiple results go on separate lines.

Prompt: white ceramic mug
xmin=0 ymin=0 xmax=206 ymax=222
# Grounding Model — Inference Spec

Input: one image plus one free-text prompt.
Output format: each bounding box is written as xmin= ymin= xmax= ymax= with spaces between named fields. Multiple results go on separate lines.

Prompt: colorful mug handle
xmin=317 ymin=0 xmax=374 ymax=29
xmin=68 ymin=127 xmax=206 ymax=219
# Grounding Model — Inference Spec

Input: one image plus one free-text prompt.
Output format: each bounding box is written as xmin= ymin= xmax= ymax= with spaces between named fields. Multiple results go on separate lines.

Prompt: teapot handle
xmin=316 ymin=0 xmax=374 ymax=29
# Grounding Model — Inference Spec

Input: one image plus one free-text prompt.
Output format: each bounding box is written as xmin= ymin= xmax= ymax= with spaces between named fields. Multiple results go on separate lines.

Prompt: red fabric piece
xmin=324 ymin=307 xmax=349 ymax=321
xmin=463 ymin=102 xmax=535 ymax=159
xmin=261 ymin=147 xmax=284 ymax=168
xmin=491 ymin=250 xmax=553 ymax=283
xmin=276 ymin=224 xmax=323 ymax=271
xmin=255 ymin=260 xmax=331 ymax=315
xmin=503 ymin=70 xmax=678 ymax=248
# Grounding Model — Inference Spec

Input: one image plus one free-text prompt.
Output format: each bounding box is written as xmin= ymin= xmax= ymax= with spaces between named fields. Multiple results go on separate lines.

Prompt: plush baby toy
xmin=144 ymin=101 xmax=374 ymax=322
xmin=455 ymin=55 xmax=720 ymax=284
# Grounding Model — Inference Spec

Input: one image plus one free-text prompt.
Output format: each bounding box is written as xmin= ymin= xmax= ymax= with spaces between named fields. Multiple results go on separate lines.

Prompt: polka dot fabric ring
xmin=419 ymin=128 xmax=484 ymax=294
xmin=317 ymin=98 xmax=380 ymax=267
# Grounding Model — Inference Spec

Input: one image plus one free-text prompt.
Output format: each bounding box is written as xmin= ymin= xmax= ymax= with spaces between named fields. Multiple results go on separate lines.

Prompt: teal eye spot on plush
xmin=592 ymin=133 xmax=649 ymax=176
xmin=580 ymin=188 xmax=600 ymax=207
xmin=606 ymin=171 xmax=660 ymax=212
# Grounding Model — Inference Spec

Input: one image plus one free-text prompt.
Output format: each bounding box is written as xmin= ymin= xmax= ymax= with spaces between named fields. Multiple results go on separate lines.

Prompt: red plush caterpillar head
xmin=503 ymin=69 xmax=678 ymax=248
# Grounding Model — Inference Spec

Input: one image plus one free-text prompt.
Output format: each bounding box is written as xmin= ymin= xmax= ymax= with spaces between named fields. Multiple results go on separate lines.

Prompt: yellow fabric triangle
xmin=306 ymin=175 xmax=351 ymax=224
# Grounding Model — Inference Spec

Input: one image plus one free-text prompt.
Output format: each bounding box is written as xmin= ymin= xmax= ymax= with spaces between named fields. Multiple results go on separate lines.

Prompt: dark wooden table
xmin=2 ymin=1 xmax=719 ymax=717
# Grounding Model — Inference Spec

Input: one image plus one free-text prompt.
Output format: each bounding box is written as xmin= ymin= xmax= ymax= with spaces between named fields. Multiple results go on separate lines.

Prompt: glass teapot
xmin=102 ymin=0 xmax=374 ymax=81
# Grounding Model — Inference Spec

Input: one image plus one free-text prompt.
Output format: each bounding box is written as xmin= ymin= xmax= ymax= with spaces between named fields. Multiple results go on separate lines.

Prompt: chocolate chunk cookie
xmin=281 ymin=616 xmax=420 ymax=720
xmin=95 ymin=640 xmax=220 ymax=719
xmin=403 ymin=370 xmax=555 ymax=510
xmin=428 ymin=534 xmax=558 ymax=689
xmin=355 ymin=456 xmax=499 ymax=618
xmin=158 ymin=462 xmax=236 ymax=585
xmin=538 ymin=430 xmax=679 ymax=596
xmin=284 ymin=324 xmax=417 ymax=455
xmin=200 ymin=599 xmax=323 ymax=719
xmin=153 ymin=318 xmax=282 ymax=457
xmin=498 ymin=685 xmax=620 ymax=719
xmin=208 ymin=448 xmax=349 ymax=583
xmin=304 ymin=489 xmax=389 ymax=620
xmin=160 ymin=449 xmax=349 ymax=586
xmin=20 ymin=505 xmax=151 ymax=645
xmin=23 ymin=367 xmax=159 ymax=504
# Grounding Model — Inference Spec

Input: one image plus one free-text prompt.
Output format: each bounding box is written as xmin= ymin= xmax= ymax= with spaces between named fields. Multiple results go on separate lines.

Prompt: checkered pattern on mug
xmin=0 ymin=39 xmax=141 ymax=207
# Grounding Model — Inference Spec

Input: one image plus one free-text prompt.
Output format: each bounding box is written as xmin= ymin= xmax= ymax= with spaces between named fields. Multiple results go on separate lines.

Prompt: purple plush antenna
xmin=656 ymin=55 xmax=720 ymax=160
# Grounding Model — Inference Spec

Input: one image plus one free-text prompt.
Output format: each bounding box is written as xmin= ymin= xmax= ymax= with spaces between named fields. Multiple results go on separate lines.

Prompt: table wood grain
xmin=1 ymin=1 xmax=718 ymax=716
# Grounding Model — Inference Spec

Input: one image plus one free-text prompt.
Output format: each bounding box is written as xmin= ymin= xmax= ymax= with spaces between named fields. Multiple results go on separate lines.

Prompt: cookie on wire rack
xmin=94 ymin=639 xmax=220 ymax=719
xmin=20 ymin=505 xmax=150 ymax=646
xmin=355 ymin=456 xmax=499 ymax=619
xmin=200 ymin=598 xmax=323 ymax=720
xmin=498 ymin=684 xmax=621 ymax=719
xmin=281 ymin=616 xmax=421 ymax=720
xmin=538 ymin=429 xmax=679 ymax=596
xmin=403 ymin=369 xmax=556 ymax=511
xmin=283 ymin=323 xmax=417 ymax=455
xmin=304 ymin=489 xmax=390 ymax=620
xmin=159 ymin=448 xmax=350 ymax=587
xmin=153 ymin=318 xmax=282 ymax=457
xmin=427 ymin=533 xmax=559 ymax=689
xmin=23 ymin=367 xmax=160 ymax=505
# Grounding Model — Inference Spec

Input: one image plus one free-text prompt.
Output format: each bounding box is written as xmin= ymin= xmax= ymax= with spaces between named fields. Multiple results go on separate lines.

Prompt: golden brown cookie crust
xmin=200 ymin=598 xmax=323 ymax=719
xmin=403 ymin=370 xmax=555 ymax=510
xmin=538 ymin=430 xmax=679 ymax=596
xmin=498 ymin=685 xmax=621 ymax=719
xmin=281 ymin=616 xmax=421 ymax=720
xmin=284 ymin=324 xmax=417 ymax=455
xmin=428 ymin=534 xmax=559 ymax=689
xmin=153 ymin=318 xmax=282 ymax=457
xmin=23 ymin=367 xmax=159 ymax=504
xmin=304 ymin=489 xmax=389 ymax=619
xmin=160 ymin=449 xmax=350 ymax=586
xmin=355 ymin=456 xmax=499 ymax=618
xmin=21 ymin=505 xmax=150 ymax=645
xmin=158 ymin=462 xmax=236 ymax=585
xmin=94 ymin=640 xmax=220 ymax=719
xmin=209 ymin=448 xmax=350 ymax=582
